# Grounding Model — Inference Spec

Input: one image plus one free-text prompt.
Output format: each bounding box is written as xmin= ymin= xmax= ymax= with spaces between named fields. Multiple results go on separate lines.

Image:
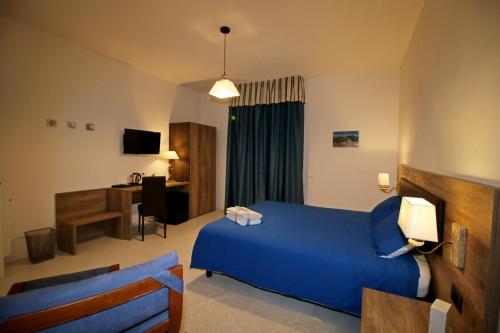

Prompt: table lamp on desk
xmin=163 ymin=150 xmax=179 ymax=182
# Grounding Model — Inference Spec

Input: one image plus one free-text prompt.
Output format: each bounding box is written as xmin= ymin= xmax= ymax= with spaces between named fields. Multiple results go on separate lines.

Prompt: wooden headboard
xmin=398 ymin=164 xmax=500 ymax=333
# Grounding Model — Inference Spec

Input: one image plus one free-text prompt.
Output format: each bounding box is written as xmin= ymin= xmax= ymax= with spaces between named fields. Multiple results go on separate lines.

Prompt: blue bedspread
xmin=191 ymin=201 xmax=419 ymax=315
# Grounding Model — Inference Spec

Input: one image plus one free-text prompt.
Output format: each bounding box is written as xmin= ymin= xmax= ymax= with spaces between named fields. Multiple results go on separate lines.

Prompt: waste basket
xmin=25 ymin=227 xmax=56 ymax=263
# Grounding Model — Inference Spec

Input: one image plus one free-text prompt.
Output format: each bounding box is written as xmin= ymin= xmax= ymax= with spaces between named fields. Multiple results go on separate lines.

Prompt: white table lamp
xmin=164 ymin=151 xmax=179 ymax=160
xmin=162 ymin=150 xmax=179 ymax=181
xmin=398 ymin=197 xmax=438 ymax=247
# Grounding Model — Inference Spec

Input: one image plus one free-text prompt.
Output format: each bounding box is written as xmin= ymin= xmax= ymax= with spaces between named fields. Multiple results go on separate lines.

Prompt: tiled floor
xmin=1 ymin=210 xmax=360 ymax=332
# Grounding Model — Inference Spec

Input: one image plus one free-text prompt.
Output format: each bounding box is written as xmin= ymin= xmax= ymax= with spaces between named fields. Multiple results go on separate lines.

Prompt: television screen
xmin=123 ymin=129 xmax=161 ymax=154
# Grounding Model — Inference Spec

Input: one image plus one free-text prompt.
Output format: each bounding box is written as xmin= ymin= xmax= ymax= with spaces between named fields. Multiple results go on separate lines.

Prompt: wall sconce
xmin=378 ymin=172 xmax=396 ymax=193
xmin=398 ymin=196 xmax=467 ymax=268
xmin=398 ymin=197 xmax=438 ymax=247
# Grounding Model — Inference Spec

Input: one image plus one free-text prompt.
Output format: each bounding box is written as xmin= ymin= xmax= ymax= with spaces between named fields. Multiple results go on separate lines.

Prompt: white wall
xmin=200 ymin=98 xmax=229 ymax=209
xmin=306 ymin=74 xmax=400 ymax=211
xmin=399 ymin=0 xmax=500 ymax=187
xmin=169 ymin=87 xmax=202 ymax=124
xmin=0 ymin=16 xmax=199 ymax=261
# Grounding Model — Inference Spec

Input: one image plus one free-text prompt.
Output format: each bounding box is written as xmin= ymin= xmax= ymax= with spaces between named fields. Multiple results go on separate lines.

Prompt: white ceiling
xmin=0 ymin=0 xmax=424 ymax=90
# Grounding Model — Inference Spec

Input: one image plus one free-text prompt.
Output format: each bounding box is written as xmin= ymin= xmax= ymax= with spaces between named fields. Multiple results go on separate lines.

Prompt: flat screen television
xmin=123 ymin=128 xmax=161 ymax=154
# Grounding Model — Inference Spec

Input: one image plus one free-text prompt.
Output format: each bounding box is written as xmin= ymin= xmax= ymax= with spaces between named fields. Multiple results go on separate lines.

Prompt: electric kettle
xmin=130 ymin=173 xmax=142 ymax=185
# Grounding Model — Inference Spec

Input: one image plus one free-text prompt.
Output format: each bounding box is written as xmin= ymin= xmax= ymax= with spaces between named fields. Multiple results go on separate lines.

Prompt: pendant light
xmin=209 ymin=26 xmax=240 ymax=99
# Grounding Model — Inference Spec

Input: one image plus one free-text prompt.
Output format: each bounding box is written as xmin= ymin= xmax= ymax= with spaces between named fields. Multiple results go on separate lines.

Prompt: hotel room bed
xmin=191 ymin=200 xmax=430 ymax=316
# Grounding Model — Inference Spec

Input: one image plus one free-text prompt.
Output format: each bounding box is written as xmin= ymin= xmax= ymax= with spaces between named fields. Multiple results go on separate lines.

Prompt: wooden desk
xmin=109 ymin=182 xmax=189 ymax=239
xmin=361 ymin=288 xmax=431 ymax=333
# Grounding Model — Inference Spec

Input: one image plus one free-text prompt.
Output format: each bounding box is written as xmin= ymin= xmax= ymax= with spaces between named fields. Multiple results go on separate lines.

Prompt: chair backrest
xmin=142 ymin=176 xmax=167 ymax=217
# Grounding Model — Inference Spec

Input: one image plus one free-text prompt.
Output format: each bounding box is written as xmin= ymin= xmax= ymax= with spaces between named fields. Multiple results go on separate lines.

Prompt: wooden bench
xmin=56 ymin=188 xmax=124 ymax=255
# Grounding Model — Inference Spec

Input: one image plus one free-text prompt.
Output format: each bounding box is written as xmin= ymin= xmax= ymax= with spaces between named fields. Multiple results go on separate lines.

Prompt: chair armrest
xmin=149 ymin=264 xmax=183 ymax=333
xmin=7 ymin=264 xmax=120 ymax=295
xmin=168 ymin=265 xmax=183 ymax=333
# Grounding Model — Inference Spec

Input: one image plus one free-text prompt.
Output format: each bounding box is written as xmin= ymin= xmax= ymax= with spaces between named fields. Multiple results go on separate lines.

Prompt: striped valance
xmin=229 ymin=75 xmax=305 ymax=107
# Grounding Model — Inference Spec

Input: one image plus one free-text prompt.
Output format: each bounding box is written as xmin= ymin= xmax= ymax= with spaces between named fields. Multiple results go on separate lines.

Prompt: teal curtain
xmin=225 ymin=101 xmax=304 ymax=208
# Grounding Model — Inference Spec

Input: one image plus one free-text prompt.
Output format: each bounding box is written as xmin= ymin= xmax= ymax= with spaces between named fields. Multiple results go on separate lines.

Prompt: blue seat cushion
xmin=0 ymin=251 xmax=180 ymax=333
xmin=370 ymin=196 xmax=402 ymax=225
xmin=124 ymin=310 xmax=169 ymax=333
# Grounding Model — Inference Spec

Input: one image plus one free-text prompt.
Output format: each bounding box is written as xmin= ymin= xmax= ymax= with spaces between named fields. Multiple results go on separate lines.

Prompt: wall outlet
xmin=451 ymin=223 xmax=467 ymax=269
xmin=86 ymin=123 xmax=95 ymax=131
xmin=67 ymin=121 xmax=77 ymax=129
xmin=429 ymin=299 xmax=451 ymax=333
xmin=46 ymin=119 xmax=57 ymax=127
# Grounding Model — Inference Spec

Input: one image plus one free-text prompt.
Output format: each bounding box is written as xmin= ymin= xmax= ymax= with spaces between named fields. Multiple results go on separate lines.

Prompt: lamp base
xmin=409 ymin=238 xmax=425 ymax=247
xmin=378 ymin=186 xmax=396 ymax=193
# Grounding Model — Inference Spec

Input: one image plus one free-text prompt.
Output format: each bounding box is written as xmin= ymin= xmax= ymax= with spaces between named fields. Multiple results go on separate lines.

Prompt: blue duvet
xmin=190 ymin=201 xmax=419 ymax=315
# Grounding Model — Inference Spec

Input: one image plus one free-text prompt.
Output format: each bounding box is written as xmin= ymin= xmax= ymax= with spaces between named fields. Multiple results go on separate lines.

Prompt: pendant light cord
xmin=223 ymin=33 xmax=227 ymax=76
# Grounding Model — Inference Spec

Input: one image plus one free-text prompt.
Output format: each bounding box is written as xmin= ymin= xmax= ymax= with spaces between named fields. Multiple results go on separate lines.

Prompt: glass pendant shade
xmin=209 ymin=78 xmax=240 ymax=99
xmin=209 ymin=26 xmax=239 ymax=99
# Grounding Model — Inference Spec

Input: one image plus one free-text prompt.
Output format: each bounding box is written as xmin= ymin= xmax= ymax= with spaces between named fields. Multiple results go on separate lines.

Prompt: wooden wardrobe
xmin=169 ymin=122 xmax=216 ymax=218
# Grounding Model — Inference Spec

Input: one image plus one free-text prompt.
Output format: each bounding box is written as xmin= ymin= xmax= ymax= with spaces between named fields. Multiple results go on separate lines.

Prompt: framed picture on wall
xmin=333 ymin=131 xmax=359 ymax=148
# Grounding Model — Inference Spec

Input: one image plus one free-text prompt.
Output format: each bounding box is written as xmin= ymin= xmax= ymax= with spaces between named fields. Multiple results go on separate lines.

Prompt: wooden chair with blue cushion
xmin=138 ymin=176 xmax=168 ymax=241
xmin=0 ymin=252 xmax=183 ymax=333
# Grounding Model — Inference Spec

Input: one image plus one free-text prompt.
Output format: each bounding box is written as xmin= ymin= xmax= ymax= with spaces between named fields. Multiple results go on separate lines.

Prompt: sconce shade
xmin=378 ymin=173 xmax=390 ymax=187
xmin=398 ymin=197 xmax=438 ymax=242
xmin=209 ymin=78 xmax=240 ymax=99
xmin=164 ymin=151 xmax=179 ymax=160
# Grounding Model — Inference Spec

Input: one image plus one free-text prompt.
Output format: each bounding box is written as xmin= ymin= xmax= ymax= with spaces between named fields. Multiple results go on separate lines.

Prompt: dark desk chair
xmin=138 ymin=176 xmax=167 ymax=241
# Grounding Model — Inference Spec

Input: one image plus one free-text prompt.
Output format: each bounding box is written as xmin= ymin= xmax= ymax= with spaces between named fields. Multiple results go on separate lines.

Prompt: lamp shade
xmin=209 ymin=78 xmax=240 ymax=99
xmin=163 ymin=151 xmax=179 ymax=160
xmin=398 ymin=197 xmax=438 ymax=242
xmin=378 ymin=172 xmax=390 ymax=187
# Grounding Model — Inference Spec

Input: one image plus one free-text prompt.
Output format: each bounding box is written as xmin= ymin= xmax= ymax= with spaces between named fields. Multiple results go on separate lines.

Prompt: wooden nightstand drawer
xmin=361 ymin=288 xmax=431 ymax=333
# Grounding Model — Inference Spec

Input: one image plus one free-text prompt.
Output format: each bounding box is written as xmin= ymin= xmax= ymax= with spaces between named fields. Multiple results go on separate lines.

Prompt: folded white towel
xmin=225 ymin=206 xmax=263 ymax=226
xmin=248 ymin=219 xmax=261 ymax=225
xmin=226 ymin=206 xmax=262 ymax=219
xmin=226 ymin=214 xmax=261 ymax=226
xmin=226 ymin=212 xmax=260 ymax=221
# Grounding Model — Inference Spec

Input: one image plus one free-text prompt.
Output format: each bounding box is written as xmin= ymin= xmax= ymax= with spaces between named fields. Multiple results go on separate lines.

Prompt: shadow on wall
xmin=306 ymin=148 xmax=398 ymax=212
xmin=448 ymin=173 xmax=500 ymax=189
xmin=170 ymin=85 xmax=203 ymax=123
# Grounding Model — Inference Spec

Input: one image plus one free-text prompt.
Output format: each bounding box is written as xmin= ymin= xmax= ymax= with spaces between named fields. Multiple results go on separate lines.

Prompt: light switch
xmin=451 ymin=223 xmax=467 ymax=269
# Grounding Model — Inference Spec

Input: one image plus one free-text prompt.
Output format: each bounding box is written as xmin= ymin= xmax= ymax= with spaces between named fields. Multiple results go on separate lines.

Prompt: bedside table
xmin=361 ymin=288 xmax=431 ymax=333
